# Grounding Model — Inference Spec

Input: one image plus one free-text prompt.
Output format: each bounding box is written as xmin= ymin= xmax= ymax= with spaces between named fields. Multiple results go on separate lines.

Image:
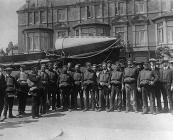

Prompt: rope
xmin=69 ymin=39 xmax=121 ymax=59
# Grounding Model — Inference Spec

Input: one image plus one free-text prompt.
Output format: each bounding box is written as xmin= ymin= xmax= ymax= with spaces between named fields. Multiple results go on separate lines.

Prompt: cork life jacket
xmin=98 ymin=70 xmax=110 ymax=86
xmin=124 ymin=67 xmax=137 ymax=83
xmin=73 ymin=71 xmax=82 ymax=85
xmin=139 ymin=69 xmax=153 ymax=87
xmin=83 ymin=69 xmax=96 ymax=85
xmin=59 ymin=73 xmax=71 ymax=87
xmin=111 ymin=70 xmax=123 ymax=85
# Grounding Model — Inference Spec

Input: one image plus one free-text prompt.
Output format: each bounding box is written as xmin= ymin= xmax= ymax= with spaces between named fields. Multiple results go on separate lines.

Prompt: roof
xmin=152 ymin=11 xmax=173 ymax=22
xmin=18 ymin=0 xmax=85 ymax=11
xmin=73 ymin=19 xmax=110 ymax=29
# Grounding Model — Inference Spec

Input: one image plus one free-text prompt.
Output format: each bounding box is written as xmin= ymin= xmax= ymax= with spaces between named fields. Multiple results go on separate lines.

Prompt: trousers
xmin=110 ymin=84 xmax=122 ymax=110
xmin=125 ymin=83 xmax=137 ymax=111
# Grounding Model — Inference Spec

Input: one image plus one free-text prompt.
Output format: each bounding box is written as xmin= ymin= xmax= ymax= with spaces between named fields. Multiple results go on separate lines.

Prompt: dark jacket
xmin=0 ymin=73 xmax=6 ymax=95
xmin=39 ymin=71 xmax=49 ymax=87
xmin=47 ymin=69 xmax=58 ymax=86
xmin=159 ymin=68 xmax=173 ymax=86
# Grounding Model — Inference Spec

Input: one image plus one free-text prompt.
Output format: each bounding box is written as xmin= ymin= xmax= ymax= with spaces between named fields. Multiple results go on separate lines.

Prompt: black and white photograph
xmin=0 ymin=0 xmax=173 ymax=140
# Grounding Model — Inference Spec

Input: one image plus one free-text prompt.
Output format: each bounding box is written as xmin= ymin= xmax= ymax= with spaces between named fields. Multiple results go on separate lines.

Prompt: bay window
xmin=135 ymin=25 xmax=146 ymax=46
xmin=157 ymin=22 xmax=164 ymax=44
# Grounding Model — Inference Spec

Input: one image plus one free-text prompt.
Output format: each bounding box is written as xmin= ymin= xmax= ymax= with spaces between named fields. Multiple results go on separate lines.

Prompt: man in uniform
xmin=47 ymin=62 xmax=58 ymax=111
xmin=73 ymin=64 xmax=84 ymax=110
xmin=15 ymin=65 xmax=29 ymax=117
xmin=92 ymin=64 xmax=99 ymax=108
xmin=1 ymin=67 xmax=17 ymax=121
xmin=107 ymin=60 xmax=113 ymax=72
xmin=137 ymin=61 xmax=158 ymax=114
xmin=0 ymin=66 xmax=6 ymax=121
xmin=159 ymin=60 xmax=173 ymax=114
xmin=97 ymin=62 xmax=110 ymax=111
xmin=124 ymin=59 xmax=138 ymax=113
xmin=67 ymin=62 xmax=75 ymax=109
xmin=28 ymin=66 xmax=41 ymax=119
xmin=83 ymin=62 xmax=97 ymax=111
xmin=39 ymin=64 xmax=49 ymax=114
xmin=108 ymin=62 xmax=124 ymax=112
xmin=150 ymin=58 xmax=161 ymax=113
xmin=53 ymin=62 xmax=61 ymax=108
xmin=59 ymin=65 xmax=73 ymax=111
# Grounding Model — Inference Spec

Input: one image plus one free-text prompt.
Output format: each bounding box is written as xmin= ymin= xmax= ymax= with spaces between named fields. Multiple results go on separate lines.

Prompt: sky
xmin=0 ymin=0 xmax=25 ymax=50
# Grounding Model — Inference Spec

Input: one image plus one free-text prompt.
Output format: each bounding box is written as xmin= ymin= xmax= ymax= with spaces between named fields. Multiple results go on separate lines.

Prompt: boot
xmin=142 ymin=107 xmax=148 ymax=114
xmin=0 ymin=116 xmax=7 ymax=122
xmin=9 ymin=110 xmax=15 ymax=118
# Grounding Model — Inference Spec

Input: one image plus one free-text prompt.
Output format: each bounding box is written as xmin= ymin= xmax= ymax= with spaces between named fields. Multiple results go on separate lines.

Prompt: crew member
xmin=15 ymin=65 xmax=28 ymax=117
xmin=159 ymin=60 xmax=173 ymax=114
xmin=0 ymin=66 xmax=6 ymax=121
xmin=97 ymin=62 xmax=110 ymax=111
xmin=73 ymin=64 xmax=84 ymax=110
xmin=137 ymin=61 xmax=158 ymax=114
xmin=47 ymin=62 xmax=58 ymax=111
xmin=108 ymin=62 xmax=123 ymax=112
xmin=2 ymin=67 xmax=17 ymax=121
xmin=39 ymin=64 xmax=49 ymax=114
xmin=124 ymin=59 xmax=138 ymax=113
xmin=83 ymin=62 xmax=97 ymax=111
xmin=59 ymin=65 xmax=73 ymax=111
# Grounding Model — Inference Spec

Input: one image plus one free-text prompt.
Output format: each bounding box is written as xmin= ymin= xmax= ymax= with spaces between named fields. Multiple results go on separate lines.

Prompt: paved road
xmin=0 ymin=106 xmax=173 ymax=140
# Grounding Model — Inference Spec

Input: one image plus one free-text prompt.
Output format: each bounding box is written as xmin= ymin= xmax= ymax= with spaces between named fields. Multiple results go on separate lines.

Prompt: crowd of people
xmin=0 ymin=58 xmax=173 ymax=121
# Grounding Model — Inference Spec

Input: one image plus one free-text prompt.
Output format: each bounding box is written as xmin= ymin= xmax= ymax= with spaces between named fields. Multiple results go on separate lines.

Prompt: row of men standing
xmin=1 ymin=58 xmax=173 ymax=121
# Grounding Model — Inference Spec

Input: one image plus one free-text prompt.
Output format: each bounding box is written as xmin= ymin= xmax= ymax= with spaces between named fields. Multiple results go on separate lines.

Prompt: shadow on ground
xmin=0 ymin=119 xmax=38 ymax=130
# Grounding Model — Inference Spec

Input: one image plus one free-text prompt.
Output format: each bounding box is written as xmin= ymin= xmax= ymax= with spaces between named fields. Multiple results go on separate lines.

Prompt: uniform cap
xmin=86 ymin=62 xmax=91 ymax=67
xmin=149 ymin=58 xmax=157 ymax=62
xmin=5 ymin=67 xmax=13 ymax=71
xmin=107 ymin=60 xmax=112 ymax=64
xmin=161 ymin=59 xmax=169 ymax=64
xmin=20 ymin=65 xmax=26 ymax=68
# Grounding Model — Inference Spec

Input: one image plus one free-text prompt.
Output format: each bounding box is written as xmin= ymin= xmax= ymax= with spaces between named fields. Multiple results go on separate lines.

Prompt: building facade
xmin=17 ymin=0 xmax=173 ymax=61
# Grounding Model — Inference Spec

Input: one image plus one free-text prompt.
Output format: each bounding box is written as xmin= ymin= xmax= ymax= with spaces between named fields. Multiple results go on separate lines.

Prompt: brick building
xmin=17 ymin=0 xmax=173 ymax=61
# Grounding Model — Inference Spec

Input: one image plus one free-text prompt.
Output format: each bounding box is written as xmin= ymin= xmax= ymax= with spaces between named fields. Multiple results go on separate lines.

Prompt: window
xmin=97 ymin=28 xmax=104 ymax=36
xmin=87 ymin=6 xmax=94 ymax=19
xmin=95 ymin=4 xmax=102 ymax=18
xmin=34 ymin=12 xmax=39 ymax=24
xmin=119 ymin=3 xmax=126 ymax=15
xmin=103 ymin=3 xmax=108 ymax=17
xmin=114 ymin=27 xmax=125 ymax=41
xmin=19 ymin=13 xmax=26 ymax=25
xmin=81 ymin=7 xmax=85 ymax=20
xmin=40 ymin=11 xmax=46 ymax=23
xmin=29 ymin=12 xmax=33 ymax=25
xmin=157 ymin=23 xmax=164 ymax=44
xmin=76 ymin=30 xmax=79 ymax=36
xmin=135 ymin=25 xmax=146 ymax=46
xmin=171 ymin=0 xmax=173 ymax=10
xmin=161 ymin=0 xmax=167 ymax=11
xmin=57 ymin=31 xmax=67 ymax=38
xmin=48 ymin=10 xmax=52 ymax=23
xmin=81 ymin=28 xmax=96 ymax=36
xmin=53 ymin=9 xmax=57 ymax=22
xmin=58 ymin=9 xmax=65 ymax=21
xmin=27 ymin=32 xmax=51 ymax=52
xmin=68 ymin=7 xmax=78 ymax=21
xmin=135 ymin=2 xmax=145 ymax=14
xmin=167 ymin=21 xmax=173 ymax=43
xmin=109 ymin=2 xmax=116 ymax=17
